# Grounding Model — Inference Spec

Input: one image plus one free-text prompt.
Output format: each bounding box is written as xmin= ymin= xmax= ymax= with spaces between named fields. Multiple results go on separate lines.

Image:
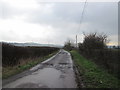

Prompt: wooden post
xmin=76 ymin=35 xmax=77 ymax=48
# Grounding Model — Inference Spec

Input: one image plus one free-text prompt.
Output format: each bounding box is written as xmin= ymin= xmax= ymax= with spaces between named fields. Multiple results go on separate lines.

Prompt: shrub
xmin=83 ymin=32 xmax=108 ymax=50
xmin=2 ymin=43 xmax=59 ymax=67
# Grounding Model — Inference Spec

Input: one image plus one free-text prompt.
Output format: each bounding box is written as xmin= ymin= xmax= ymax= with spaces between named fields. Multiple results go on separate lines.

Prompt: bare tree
xmin=82 ymin=32 xmax=108 ymax=50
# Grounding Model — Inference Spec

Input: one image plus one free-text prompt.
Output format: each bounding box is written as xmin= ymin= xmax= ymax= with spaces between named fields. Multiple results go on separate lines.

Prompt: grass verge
xmin=2 ymin=50 xmax=59 ymax=79
xmin=70 ymin=50 xmax=120 ymax=88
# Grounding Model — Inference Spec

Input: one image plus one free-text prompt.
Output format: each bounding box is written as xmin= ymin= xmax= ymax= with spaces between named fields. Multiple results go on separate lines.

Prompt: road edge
xmin=2 ymin=50 xmax=60 ymax=87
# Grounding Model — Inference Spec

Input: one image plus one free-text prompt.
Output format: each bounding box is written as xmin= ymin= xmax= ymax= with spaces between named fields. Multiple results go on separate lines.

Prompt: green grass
xmin=3 ymin=51 xmax=58 ymax=79
xmin=70 ymin=50 xmax=120 ymax=88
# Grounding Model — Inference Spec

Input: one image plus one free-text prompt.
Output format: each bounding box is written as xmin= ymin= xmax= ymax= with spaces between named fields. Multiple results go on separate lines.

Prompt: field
xmin=70 ymin=50 xmax=120 ymax=88
xmin=2 ymin=43 xmax=59 ymax=79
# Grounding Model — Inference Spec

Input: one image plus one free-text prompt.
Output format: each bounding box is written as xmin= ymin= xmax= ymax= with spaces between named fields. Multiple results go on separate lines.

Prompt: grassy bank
xmin=70 ymin=50 xmax=120 ymax=88
xmin=3 ymin=50 xmax=58 ymax=79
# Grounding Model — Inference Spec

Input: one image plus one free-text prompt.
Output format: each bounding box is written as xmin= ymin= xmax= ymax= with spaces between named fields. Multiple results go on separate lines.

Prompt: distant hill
xmin=2 ymin=42 xmax=63 ymax=48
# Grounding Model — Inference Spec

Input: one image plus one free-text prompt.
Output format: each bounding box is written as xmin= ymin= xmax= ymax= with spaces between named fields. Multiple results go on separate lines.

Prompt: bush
xmin=78 ymin=33 xmax=119 ymax=79
xmin=83 ymin=33 xmax=107 ymax=50
xmin=2 ymin=43 xmax=59 ymax=67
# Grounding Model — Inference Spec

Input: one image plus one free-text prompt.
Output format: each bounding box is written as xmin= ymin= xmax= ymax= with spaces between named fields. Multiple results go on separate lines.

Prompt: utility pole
xmin=76 ymin=35 xmax=77 ymax=48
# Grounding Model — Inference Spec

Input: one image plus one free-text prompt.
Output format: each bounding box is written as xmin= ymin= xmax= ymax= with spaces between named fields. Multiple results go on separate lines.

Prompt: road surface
xmin=3 ymin=49 xmax=77 ymax=88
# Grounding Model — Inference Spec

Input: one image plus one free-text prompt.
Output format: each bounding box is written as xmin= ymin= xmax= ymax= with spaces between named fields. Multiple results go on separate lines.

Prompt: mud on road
xmin=3 ymin=49 xmax=77 ymax=88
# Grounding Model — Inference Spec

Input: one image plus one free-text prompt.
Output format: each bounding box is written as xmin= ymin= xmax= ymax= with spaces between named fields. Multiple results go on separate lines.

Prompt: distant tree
xmin=64 ymin=40 xmax=74 ymax=51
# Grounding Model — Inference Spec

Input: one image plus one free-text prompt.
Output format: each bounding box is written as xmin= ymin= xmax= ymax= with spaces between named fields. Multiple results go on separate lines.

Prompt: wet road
xmin=3 ymin=49 xmax=77 ymax=88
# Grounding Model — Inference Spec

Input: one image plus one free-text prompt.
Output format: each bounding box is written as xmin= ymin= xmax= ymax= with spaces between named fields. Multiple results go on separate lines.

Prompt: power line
xmin=76 ymin=0 xmax=87 ymax=48
xmin=77 ymin=0 xmax=87 ymax=33
xmin=80 ymin=0 xmax=87 ymax=29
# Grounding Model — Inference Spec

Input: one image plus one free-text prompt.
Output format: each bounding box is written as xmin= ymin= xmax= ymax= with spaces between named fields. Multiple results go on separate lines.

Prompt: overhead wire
xmin=76 ymin=0 xmax=87 ymax=47
xmin=77 ymin=0 xmax=87 ymax=34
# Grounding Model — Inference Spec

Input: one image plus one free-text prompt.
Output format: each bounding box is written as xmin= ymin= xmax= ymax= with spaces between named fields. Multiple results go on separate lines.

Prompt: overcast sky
xmin=0 ymin=0 xmax=118 ymax=46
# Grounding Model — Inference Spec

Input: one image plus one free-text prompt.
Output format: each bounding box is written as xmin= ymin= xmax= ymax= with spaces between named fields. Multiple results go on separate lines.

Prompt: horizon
xmin=1 ymin=41 xmax=119 ymax=47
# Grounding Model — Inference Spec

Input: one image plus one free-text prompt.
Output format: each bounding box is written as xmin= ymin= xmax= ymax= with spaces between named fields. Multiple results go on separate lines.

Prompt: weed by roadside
xmin=70 ymin=50 xmax=120 ymax=88
xmin=2 ymin=51 xmax=58 ymax=79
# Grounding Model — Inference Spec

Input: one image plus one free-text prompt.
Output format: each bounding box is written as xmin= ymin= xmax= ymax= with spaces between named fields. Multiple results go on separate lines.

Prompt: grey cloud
xmin=26 ymin=2 xmax=118 ymax=44
xmin=0 ymin=1 xmax=35 ymax=19
xmin=0 ymin=1 xmax=20 ymax=19
xmin=27 ymin=2 xmax=118 ymax=35
xmin=27 ymin=3 xmax=83 ymax=26
xmin=82 ymin=2 xmax=118 ymax=35
xmin=0 ymin=1 xmax=118 ymax=45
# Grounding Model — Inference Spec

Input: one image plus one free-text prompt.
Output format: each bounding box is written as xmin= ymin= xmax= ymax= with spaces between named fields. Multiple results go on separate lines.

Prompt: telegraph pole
xmin=76 ymin=35 xmax=77 ymax=48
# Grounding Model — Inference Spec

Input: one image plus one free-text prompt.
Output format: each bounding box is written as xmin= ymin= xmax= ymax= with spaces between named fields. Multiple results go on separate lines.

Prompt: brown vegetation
xmin=2 ymin=43 xmax=59 ymax=67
